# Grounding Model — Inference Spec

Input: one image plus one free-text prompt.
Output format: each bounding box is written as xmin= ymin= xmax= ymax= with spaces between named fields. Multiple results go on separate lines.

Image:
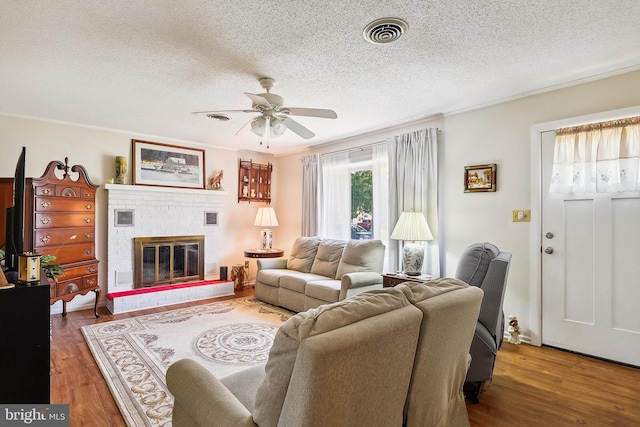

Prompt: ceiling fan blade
xmin=192 ymin=109 xmax=254 ymax=115
xmin=243 ymin=92 xmax=272 ymax=108
xmin=235 ymin=118 xmax=255 ymax=136
xmin=281 ymin=107 xmax=337 ymax=119
xmin=283 ymin=117 xmax=315 ymax=139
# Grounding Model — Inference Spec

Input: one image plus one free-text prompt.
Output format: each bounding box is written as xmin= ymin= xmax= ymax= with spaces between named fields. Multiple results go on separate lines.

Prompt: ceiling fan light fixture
xmin=250 ymin=116 xmax=267 ymax=135
xmin=271 ymin=118 xmax=287 ymax=137
xmin=363 ymin=17 xmax=408 ymax=44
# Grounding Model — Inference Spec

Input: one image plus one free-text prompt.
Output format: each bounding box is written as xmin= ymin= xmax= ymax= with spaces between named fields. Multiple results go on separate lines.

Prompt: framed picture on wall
xmin=132 ymin=139 xmax=206 ymax=189
xmin=464 ymin=164 xmax=496 ymax=192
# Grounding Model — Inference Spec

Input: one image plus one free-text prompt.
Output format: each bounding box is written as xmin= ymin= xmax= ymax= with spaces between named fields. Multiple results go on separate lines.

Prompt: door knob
xmin=545 ymin=232 xmax=554 ymax=239
xmin=544 ymin=247 xmax=554 ymax=254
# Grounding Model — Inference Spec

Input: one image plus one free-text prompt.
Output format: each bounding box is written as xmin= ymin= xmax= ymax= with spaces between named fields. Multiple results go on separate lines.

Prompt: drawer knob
xmin=85 ymin=233 xmax=93 ymax=239
xmin=40 ymin=236 xmax=51 ymax=243
xmin=88 ymin=266 xmax=97 ymax=273
xmin=85 ymin=192 xmax=93 ymax=198
xmin=85 ymin=249 xmax=93 ymax=255
xmin=85 ymin=203 xmax=92 ymax=210
xmin=84 ymin=218 xmax=92 ymax=224
xmin=42 ymin=188 xmax=51 ymax=195
xmin=86 ymin=278 xmax=95 ymax=286
xmin=40 ymin=218 xmax=50 ymax=225
xmin=40 ymin=201 xmax=51 ymax=209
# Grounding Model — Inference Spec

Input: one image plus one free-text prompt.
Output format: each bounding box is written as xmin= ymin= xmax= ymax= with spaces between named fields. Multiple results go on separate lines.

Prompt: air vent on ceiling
xmin=363 ymin=17 xmax=408 ymax=44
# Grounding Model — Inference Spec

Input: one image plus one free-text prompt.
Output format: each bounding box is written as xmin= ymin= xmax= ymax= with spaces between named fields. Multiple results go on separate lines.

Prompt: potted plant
xmin=41 ymin=254 xmax=64 ymax=283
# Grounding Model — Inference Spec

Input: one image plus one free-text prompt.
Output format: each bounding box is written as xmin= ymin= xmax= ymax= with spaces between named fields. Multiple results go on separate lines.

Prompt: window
xmin=351 ymin=169 xmax=373 ymax=240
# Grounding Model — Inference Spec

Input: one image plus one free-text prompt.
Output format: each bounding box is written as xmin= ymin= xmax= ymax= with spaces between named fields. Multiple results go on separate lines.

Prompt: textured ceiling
xmin=1 ymin=0 xmax=640 ymax=155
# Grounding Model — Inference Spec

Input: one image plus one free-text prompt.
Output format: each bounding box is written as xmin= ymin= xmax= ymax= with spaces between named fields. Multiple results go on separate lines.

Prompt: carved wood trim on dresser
xmin=27 ymin=158 xmax=101 ymax=317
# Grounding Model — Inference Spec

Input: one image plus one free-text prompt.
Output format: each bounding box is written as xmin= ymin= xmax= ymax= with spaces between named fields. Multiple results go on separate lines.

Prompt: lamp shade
xmin=254 ymin=207 xmax=279 ymax=227
xmin=390 ymin=211 xmax=433 ymax=241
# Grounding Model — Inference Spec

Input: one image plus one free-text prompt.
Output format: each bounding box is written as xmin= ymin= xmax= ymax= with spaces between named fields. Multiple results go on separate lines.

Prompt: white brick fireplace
xmin=104 ymin=184 xmax=233 ymax=312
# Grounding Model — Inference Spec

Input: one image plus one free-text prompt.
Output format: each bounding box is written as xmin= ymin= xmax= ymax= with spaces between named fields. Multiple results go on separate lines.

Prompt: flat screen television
xmin=4 ymin=147 xmax=26 ymax=272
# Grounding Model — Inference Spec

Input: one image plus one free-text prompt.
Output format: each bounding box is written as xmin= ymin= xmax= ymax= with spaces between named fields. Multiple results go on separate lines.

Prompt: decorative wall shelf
xmin=238 ymin=160 xmax=272 ymax=204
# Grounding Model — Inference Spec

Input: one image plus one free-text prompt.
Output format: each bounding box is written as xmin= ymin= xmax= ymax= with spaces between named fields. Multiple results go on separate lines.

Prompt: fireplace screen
xmin=134 ymin=235 xmax=204 ymax=287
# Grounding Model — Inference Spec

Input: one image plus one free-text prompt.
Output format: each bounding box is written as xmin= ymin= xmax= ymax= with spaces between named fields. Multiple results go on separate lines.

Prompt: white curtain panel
xmin=319 ymin=151 xmax=351 ymax=240
xmin=389 ymin=128 xmax=440 ymax=276
xmin=301 ymin=153 xmax=319 ymax=236
xmin=372 ymin=143 xmax=391 ymax=273
xmin=550 ymin=122 xmax=640 ymax=193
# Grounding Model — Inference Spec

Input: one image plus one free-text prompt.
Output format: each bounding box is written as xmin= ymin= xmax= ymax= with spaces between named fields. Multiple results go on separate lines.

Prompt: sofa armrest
xmin=339 ymin=272 xmax=383 ymax=299
xmin=257 ymin=258 xmax=288 ymax=271
xmin=166 ymin=359 xmax=256 ymax=427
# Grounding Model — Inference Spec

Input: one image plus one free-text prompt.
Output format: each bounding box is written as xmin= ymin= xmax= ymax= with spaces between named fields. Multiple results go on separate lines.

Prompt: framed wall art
xmin=464 ymin=164 xmax=496 ymax=193
xmin=132 ymin=139 xmax=205 ymax=189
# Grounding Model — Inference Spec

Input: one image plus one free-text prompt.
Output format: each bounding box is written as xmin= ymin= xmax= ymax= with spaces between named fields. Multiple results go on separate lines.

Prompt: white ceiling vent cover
xmin=363 ymin=17 xmax=408 ymax=44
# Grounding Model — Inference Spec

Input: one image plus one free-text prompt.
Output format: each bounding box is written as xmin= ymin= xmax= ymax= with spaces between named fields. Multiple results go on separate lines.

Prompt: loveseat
xmin=254 ymin=236 xmax=385 ymax=312
xmin=167 ymin=278 xmax=483 ymax=427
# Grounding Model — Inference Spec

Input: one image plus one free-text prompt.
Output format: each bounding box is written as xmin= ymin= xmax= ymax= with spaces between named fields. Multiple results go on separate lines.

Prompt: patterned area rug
xmin=81 ymin=297 xmax=292 ymax=426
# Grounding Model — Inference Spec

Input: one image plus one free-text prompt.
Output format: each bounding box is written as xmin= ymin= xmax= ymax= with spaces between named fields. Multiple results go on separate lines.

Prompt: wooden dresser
xmin=28 ymin=158 xmax=101 ymax=317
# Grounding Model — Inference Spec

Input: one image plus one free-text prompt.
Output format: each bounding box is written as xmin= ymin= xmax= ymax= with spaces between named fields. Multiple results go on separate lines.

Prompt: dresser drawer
xmin=59 ymin=262 xmax=98 ymax=279
xmin=53 ymin=273 xmax=98 ymax=297
xmin=41 ymin=244 xmax=95 ymax=264
xmin=34 ymin=227 xmax=95 ymax=248
xmin=34 ymin=197 xmax=95 ymax=213
xmin=34 ymin=212 xmax=95 ymax=229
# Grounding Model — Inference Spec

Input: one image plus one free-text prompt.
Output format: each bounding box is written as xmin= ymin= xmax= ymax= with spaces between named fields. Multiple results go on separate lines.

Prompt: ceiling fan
xmin=193 ymin=77 xmax=337 ymax=143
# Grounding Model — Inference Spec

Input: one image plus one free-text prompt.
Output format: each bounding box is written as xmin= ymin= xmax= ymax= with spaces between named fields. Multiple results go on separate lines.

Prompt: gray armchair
xmin=454 ymin=242 xmax=512 ymax=403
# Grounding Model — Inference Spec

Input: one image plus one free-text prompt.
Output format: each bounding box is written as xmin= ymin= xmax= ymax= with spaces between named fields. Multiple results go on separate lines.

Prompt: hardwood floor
xmin=50 ymin=290 xmax=640 ymax=427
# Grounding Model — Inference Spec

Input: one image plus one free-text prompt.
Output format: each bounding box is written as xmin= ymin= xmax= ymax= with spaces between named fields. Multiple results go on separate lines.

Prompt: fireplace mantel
xmin=104 ymin=183 xmax=228 ymax=196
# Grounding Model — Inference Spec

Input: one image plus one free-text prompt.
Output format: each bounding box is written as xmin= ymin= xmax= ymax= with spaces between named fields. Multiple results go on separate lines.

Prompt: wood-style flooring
xmin=50 ymin=289 xmax=640 ymax=427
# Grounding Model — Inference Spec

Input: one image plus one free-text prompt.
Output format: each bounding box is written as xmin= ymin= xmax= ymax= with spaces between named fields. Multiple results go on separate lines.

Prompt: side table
xmin=382 ymin=273 xmax=434 ymax=288
xmin=243 ymin=248 xmax=284 ymax=258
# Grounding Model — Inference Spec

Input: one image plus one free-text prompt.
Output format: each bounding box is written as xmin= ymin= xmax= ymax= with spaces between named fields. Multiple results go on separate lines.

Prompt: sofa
xmin=167 ymin=278 xmax=483 ymax=427
xmin=254 ymin=236 xmax=385 ymax=312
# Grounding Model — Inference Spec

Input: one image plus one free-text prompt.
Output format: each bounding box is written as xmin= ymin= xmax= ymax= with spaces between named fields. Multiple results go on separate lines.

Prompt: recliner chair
xmin=454 ymin=242 xmax=512 ymax=403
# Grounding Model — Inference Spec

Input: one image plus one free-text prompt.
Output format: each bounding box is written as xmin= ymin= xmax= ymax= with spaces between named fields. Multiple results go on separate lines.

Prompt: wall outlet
xmin=245 ymin=261 xmax=250 ymax=268
xmin=512 ymin=209 xmax=531 ymax=222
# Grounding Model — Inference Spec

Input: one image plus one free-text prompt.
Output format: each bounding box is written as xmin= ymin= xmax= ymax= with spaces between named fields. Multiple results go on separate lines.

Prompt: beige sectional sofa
xmin=254 ymin=236 xmax=385 ymax=312
xmin=167 ymin=278 xmax=484 ymax=427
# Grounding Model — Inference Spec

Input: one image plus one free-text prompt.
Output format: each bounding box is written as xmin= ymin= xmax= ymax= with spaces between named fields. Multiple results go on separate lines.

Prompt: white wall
xmin=0 ymin=116 xmax=278 ymax=314
xmin=277 ymin=69 xmax=640 ymax=340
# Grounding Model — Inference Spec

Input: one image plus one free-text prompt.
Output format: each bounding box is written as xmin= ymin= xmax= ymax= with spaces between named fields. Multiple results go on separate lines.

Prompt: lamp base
xmin=260 ymin=229 xmax=273 ymax=249
xmin=402 ymin=242 xmax=424 ymax=276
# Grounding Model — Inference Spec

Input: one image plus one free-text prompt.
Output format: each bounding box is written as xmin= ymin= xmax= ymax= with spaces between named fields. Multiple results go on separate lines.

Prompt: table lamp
xmin=254 ymin=207 xmax=279 ymax=249
xmin=390 ymin=211 xmax=433 ymax=276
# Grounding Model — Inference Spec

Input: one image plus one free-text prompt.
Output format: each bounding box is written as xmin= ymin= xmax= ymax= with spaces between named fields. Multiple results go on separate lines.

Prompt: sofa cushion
xmin=454 ymin=242 xmax=500 ymax=287
xmin=253 ymin=288 xmax=415 ymax=427
xmin=310 ymin=239 xmax=346 ymax=278
xmin=256 ymin=269 xmax=294 ymax=288
xmin=335 ymin=239 xmax=385 ymax=279
xmin=305 ymin=279 xmax=341 ymax=303
xmin=286 ymin=236 xmax=322 ymax=273
xmin=280 ymin=272 xmax=327 ymax=293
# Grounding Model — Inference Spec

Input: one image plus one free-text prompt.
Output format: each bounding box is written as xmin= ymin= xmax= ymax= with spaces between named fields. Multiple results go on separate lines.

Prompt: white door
xmin=541 ymin=130 xmax=640 ymax=366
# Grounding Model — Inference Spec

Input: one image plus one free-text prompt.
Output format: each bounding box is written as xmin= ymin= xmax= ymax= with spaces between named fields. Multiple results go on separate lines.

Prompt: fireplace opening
xmin=134 ymin=235 xmax=205 ymax=288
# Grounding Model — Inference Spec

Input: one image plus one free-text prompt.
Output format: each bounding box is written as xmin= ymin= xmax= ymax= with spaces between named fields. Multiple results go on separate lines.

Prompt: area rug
xmin=81 ymin=297 xmax=292 ymax=427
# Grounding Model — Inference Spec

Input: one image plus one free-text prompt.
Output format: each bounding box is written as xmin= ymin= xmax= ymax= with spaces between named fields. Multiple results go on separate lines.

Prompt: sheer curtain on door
xmin=550 ymin=117 xmax=640 ymax=193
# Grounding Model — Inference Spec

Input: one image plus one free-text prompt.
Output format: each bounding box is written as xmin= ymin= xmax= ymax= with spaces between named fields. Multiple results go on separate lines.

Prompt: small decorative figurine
xmin=508 ymin=314 xmax=521 ymax=344
xmin=208 ymin=169 xmax=224 ymax=190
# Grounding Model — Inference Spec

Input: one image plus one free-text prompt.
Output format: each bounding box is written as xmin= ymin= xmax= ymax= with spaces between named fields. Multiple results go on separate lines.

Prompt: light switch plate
xmin=512 ymin=210 xmax=531 ymax=222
